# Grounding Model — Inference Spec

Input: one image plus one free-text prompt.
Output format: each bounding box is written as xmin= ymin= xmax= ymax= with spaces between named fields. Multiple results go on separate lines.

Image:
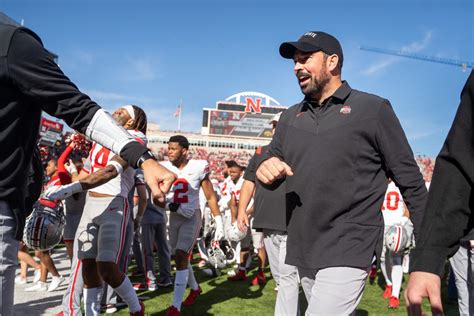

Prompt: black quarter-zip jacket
xmin=410 ymin=71 xmax=474 ymax=277
xmin=268 ymin=81 xmax=427 ymax=270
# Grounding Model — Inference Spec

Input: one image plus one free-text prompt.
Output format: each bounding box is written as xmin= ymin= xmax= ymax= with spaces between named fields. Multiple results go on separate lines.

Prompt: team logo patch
xmin=340 ymin=105 xmax=351 ymax=114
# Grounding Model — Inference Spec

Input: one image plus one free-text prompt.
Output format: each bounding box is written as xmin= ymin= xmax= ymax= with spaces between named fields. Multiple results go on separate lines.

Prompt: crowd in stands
xmin=38 ymin=132 xmax=91 ymax=166
xmin=415 ymin=155 xmax=435 ymax=182
xmin=155 ymin=147 xmax=254 ymax=181
xmin=38 ymin=133 xmax=436 ymax=182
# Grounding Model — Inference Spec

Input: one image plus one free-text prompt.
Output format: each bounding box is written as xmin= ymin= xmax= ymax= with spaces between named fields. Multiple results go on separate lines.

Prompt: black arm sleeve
xmin=410 ymin=71 xmax=474 ymax=276
xmin=7 ymin=28 xmax=100 ymax=133
xmin=375 ymin=99 xmax=428 ymax=242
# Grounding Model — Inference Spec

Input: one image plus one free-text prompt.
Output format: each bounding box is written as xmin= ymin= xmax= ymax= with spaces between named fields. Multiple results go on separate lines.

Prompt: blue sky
xmin=2 ymin=0 xmax=473 ymax=156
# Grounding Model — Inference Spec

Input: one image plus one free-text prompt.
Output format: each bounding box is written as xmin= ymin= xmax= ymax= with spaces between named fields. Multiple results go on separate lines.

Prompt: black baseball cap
xmin=279 ymin=31 xmax=343 ymax=67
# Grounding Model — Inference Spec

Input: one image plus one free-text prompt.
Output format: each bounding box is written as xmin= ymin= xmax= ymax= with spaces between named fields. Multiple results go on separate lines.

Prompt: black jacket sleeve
xmin=410 ymin=71 xmax=474 ymax=277
xmin=7 ymin=28 xmax=100 ymax=133
xmin=375 ymin=99 xmax=428 ymax=242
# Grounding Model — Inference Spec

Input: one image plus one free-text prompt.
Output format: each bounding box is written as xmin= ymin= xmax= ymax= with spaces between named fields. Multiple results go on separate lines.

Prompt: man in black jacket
xmin=256 ymin=31 xmax=427 ymax=314
xmin=237 ymin=112 xmax=300 ymax=315
xmin=406 ymin=71 xmax=474 ymax=316
xmin=0 ymin=23 xmax=175 ymax=315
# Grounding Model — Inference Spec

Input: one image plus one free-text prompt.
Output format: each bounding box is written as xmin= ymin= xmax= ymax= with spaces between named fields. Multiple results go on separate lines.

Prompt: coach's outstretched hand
xmin=141 ymin=160 xmax=177 ymax=204
xmin=256 ymin=157 xmax=293 ymax=185
xmin=405 ymin=271 xmax=443 ymax=316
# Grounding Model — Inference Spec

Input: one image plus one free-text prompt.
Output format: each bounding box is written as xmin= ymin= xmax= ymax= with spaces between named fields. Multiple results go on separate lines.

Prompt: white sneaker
xmin=148 ymin=282 xmax=157 ymax=291
xmin=33 ymin=269 xmax=41 ymax=283
xmin=48 ymin=275 xmax=65 ymax=292
xmin=274 ymin=285 xmax=279 ymax=292
xmin=227 ymin=269 xmax=237 ymax=277
xmin=15 ymin=276 xmax=28 ymax=285
xmin=25 ymin=281 xmax=48 ymax=292
xmin=105 ymin=305 xmax=118 ymax=314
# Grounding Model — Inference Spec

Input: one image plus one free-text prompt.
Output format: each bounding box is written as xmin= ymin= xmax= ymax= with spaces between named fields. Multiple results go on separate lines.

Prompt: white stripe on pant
xmin=0 ymin=202 xmax=20 ymax=316
xmin=299 ymin=266 xmax=368 ymax=316
xmin=263 ymin=229 xmax=300 ymax=316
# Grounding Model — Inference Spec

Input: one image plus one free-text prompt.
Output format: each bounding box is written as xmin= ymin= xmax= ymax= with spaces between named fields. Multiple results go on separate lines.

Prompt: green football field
xmin=113 ymin=258 xmax=460 ymax=316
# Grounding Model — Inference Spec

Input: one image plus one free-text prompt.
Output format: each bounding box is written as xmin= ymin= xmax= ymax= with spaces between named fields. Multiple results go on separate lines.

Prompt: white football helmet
xmin=226 ymin=222 xmax=247 ymax=242
xmin=207 ymin=241 xmax=227 ymax=269
xmin=23 ymin=200 xmax=65 ymax=251
xmin=385 ymin=224 xmax=409 ymax=254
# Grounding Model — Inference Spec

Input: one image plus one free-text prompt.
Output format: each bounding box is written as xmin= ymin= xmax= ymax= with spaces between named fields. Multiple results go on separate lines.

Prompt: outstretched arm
xmin=80 ymin=156 xmax=127 ymax=190
xmin=9 ymin=27 xmax=175 ymax=203
xmin=57 ymin=143 xmax=74 ymax=185
xmin=43 ymin=155 xmax=127 ymax=200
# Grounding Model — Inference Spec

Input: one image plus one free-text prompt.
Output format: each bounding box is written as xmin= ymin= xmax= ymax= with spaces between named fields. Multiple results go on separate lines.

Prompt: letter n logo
xmin=245 ymin=98 xmax=262 ymax=113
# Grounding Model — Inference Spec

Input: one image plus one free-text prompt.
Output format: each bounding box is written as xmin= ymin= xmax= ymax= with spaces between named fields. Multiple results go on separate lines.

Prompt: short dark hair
xmin=225 ymin=160 xmax=235 ymax=167
xmin=226 ymin=160 xmax=242 ymax=169
xmin=169 ymin=135 xmax=189 ymax=149
xmin=130 ymin=105 xmax=148 ymax=134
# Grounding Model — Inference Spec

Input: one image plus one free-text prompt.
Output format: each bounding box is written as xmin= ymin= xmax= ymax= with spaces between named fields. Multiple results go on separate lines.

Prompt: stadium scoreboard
xmin=202 ymin=91 xmax=287 ymax=139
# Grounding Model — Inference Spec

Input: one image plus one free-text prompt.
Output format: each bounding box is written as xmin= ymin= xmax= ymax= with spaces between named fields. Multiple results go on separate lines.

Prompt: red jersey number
xmin=173 ymin=178 xmax=189 ymax=203
xmin=385 ymin=191 xmax=400 ymax=211
xmin=232 ymin=190 xmax=241 ymax=204
xmin=94 ymin=147 xmax=110 ymax=169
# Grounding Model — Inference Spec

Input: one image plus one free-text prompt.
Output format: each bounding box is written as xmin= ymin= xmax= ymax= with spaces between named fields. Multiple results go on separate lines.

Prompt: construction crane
xmin=360 ymin=45 xmax=473 ymax=71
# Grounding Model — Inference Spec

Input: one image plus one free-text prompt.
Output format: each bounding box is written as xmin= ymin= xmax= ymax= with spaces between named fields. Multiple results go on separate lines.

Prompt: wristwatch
xmin=136 ymin=150 xmax=156 ymax=168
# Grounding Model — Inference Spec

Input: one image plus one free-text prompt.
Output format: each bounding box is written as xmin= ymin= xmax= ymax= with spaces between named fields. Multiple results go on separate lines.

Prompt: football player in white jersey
xmin=158 ymin=135 xmax=224 ymax=316
xmin=44 ymin=105 xmax=152 ymax=316
xmin=218 ymin=161 xmax=237 ymax=242
xmin=380 ymin=180 xmax=414 ymax=309
xmin=227 ymin=161 xmax=266 ymax=285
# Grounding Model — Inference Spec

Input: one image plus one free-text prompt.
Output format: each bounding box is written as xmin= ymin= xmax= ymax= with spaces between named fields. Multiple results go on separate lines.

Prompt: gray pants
xmin=0 ymin=202 xmax=19 ymax=316
xmin=62 ymin=216 xmax=134 ymax=314
xmin=132 ymin=227 xmax=144 ymax=273
xmin=263 ymin=229 xmax=300 ymax=316
xmin=299 ymin=266 xmax=368 ymax=315
xmin=140 ymin=223 xmax=172 ymax=284
xmin=103 ymin=216 xmax=135 ymax=305
xmin=450 ymin=244 xmax=474 ymax=316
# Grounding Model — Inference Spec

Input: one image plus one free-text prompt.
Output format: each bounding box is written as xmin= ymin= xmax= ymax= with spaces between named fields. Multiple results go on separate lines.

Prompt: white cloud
xmin=362 ymin=31 xmax=433 ymax=76
xmin=74 ymin=50 xmax=95 ymax=65
xmin=362 ymin=57 xmax=398 ymax=76
xmin=121 ymin=58 xmax=157 ymax=81
xmin=401 ymin=31 xmax=432 ymax=53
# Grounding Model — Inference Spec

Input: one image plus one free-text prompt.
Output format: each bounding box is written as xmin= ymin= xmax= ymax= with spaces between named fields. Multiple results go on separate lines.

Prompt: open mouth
xmin=297 ymin=74 xmax=311 ymax=85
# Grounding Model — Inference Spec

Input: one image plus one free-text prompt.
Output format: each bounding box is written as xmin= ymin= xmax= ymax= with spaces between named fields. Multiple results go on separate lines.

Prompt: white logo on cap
xmin=304 ymin=32 xmax=318 ymax=38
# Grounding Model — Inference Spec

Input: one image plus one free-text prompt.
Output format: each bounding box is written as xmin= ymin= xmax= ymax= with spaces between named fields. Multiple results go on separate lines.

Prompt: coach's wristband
xmin=136 ymin=150 xmax=157 ymax=169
